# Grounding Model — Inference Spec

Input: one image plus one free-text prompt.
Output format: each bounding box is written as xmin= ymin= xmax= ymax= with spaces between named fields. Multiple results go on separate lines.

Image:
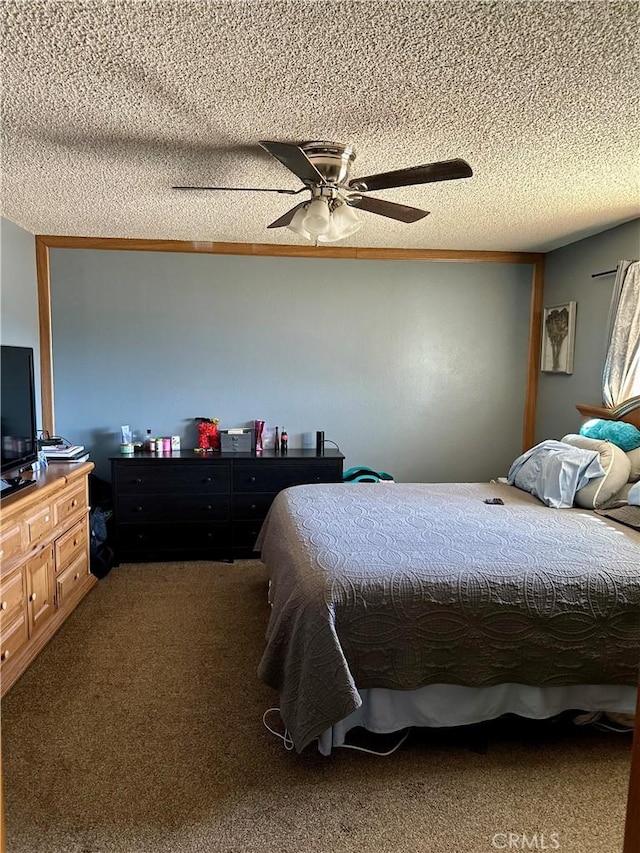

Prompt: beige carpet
xmin=2 ymin=561 xmax=632 ymax=853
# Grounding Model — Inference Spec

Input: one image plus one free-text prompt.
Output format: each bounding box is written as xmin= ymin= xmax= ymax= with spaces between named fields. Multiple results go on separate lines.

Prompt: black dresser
xmin=111 ymin=449 xmax=344 ymax=562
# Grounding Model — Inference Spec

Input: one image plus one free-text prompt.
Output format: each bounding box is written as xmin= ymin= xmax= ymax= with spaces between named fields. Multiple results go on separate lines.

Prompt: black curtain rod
xmin=591 ymin=269 xmax=617 ymax=278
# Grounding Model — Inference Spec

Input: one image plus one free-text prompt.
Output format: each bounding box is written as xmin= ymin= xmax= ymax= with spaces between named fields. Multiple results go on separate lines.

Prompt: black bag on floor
xmin=89 ymin=506 xmax=116 ymax=579
xmin=88 ymin=474 xmax=118 ymax=578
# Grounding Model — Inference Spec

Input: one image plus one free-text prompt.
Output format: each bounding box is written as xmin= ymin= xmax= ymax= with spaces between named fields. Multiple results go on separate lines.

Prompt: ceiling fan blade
xmin=267 ymin=201 xmax=308 ymax=229
xmin=348 ymin=195 xmax=429 ymax=223
xmin=172 ymin=185 xmax=302 ymax=195
xmin=349 ymin=158 xmax=473 ymax=192
xmin=259 ymin=141 xmax=325 ymax=185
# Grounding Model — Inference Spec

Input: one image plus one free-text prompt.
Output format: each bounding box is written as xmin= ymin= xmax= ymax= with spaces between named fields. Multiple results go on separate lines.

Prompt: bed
xmin=257 ymin=412 xmax=640 ymax=755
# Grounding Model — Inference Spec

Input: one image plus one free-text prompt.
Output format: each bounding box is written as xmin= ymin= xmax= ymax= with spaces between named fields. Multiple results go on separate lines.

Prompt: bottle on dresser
xmin=280 ymin=428 xmax=288 ymax=454
xmin=274 ymin=426 xmax=279 ymax=453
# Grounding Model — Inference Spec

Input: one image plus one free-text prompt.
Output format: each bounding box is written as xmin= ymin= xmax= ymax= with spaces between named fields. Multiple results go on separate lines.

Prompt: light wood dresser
xmin=0 ymin=461 xmax=95 ymax=697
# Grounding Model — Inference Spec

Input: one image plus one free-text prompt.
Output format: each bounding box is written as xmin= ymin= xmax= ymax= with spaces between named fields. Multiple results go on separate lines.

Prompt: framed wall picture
xmin=541 ymin=301 xmax=577 ymax=374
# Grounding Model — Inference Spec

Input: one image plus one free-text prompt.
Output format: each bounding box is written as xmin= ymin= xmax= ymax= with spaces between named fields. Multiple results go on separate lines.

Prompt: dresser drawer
xmin=26 ymin=545 xmax=55 ymax=634
xmin=0 ymin=610 xmax=29 ymax=665
xmin=117 ymin=494 xmax=230 ymax=523
xmin=232 ymin=492 xmax=276 ymax=519
xmin=232 ymin=519 xmax=265 ymax=548
xmin=55 ymin=516 xmax=88 ymax=571
xmin=116 ymin=464 xmax=230 ymax=495
xmin=0 ymin=521 xmax=25 ymax=566
xmin=24 ymin=502 xmax=54 ymax=547
xmin=53 ymin=482 xmax=86 ymax=526
xmin=55 ymin=553 xmax=88 ymax=607
xmin=0 ymin=567 xmax=26 ymax=627
xmin=233 ymin=463 xmax=339 ymax=493
xmin=118 ymin=521 xmax=230 ymax=552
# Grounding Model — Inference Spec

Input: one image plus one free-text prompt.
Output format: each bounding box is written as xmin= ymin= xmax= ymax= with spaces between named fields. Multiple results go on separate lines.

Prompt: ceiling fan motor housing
xmin=299 ymin=141 xmax=356 ymax=186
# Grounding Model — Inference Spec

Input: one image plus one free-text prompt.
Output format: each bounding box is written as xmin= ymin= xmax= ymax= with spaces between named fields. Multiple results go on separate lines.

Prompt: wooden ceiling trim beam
xmin=35 ymin=235 xmax=544 ymax=265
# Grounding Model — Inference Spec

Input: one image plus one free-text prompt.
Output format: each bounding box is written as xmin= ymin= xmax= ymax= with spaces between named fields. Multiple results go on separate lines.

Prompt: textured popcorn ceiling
xmin=1 ymin=0 xmax=639 ymax=251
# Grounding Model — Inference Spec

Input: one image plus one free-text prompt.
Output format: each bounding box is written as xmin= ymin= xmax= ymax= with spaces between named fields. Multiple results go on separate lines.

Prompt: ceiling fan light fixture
xmin=286 ymin=204 xmax=312 ymax=239
xmin=333 ymin=201 xmax=361 ymax=236
xmin=302 ymin=197 xmax=331 ymax=236
xmin=317 ymin=202 xmax=362 ymax=243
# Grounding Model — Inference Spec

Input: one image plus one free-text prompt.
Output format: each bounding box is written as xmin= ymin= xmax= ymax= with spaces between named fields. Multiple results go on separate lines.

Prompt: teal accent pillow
xmin=579 ymin=418 xmax=640 ymax=452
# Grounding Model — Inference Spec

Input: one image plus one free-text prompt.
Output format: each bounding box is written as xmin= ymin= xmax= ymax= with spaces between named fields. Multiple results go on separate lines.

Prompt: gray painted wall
xmin=536 ymin=218 xmax=640 ymax=441
xmin=0 ymin=217 xmax=42 ymax=425
xmin=49 ymin=250 xmax=532 ymax=482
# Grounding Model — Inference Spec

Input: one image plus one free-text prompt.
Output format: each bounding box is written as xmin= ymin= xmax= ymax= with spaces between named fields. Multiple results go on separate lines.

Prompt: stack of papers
xmin=42 ymin=444 xmax=89 ymax=462
xmin=42 ymin=444 xmax=84 ymax=456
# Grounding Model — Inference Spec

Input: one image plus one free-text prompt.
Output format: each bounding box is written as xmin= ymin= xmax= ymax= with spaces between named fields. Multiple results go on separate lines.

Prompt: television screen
xmin=1 ymin=345 xmax=38 ymax=476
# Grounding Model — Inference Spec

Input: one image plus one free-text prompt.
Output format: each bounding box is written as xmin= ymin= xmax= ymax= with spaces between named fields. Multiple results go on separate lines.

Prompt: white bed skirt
xmin=317 ymin=683 xmax=637 ymax=755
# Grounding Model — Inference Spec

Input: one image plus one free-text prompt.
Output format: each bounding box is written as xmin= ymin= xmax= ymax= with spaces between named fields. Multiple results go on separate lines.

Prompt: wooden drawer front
xmin=119 ymin=521 xmax=230 ymax=552
xmin=24 ymin=502 xmax=54 ymax=548
xmin=232 ymin=519 xmax=264 ymax=548
xmin=0 ymin=522 xmax=25 ymax=565
xmin=55 ymin=517 xmax=88 ymax=572
xmin=233 ymin=463 xmax=340 ymax=493
xmin=116 ymin=464 xmax=230 ymax=495
xmin=26 ymin=545 xmax=54 ymax=634
xmin=0 ymin=568 xmax=26 ymax=626
xmin=117 ymin=494 xmax=230 ymax=523
xmin=53 ymin=483 xmax=86 ymax=526
xmin=56 ymin=553 xmax=88 ymax=607
xmin=232 ymin=492 xmax=275 ymax=519
xmin=0 ymin=611 xmax=29 ymax=665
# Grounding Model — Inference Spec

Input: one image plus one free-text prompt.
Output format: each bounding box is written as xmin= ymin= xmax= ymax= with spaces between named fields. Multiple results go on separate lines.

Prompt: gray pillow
xmin=626 ymin=448 xmax=640 ymax=482
xmin=561 ymin=434 xmax=632 ymax=509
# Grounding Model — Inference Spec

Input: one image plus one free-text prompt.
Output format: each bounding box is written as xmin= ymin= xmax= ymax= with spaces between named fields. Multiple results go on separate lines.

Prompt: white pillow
xmin=561 ymin=434 xmax=631 ymax=509
xmin=626 ymin=448 xmax=640 ymax=482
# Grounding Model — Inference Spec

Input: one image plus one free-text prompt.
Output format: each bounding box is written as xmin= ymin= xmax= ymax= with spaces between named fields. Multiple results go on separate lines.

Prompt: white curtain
xmin=603 ymin=260 xmax=640 ymax=408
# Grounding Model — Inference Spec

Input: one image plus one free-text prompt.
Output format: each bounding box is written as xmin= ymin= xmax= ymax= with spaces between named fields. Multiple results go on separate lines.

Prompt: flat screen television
xmin=1 ymin=345 xmax=39 ymax=484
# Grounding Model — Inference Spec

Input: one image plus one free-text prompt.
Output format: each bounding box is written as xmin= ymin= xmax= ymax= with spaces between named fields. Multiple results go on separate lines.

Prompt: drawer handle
xmin=204 ymin=477 xmax=213 ymax=483
xmin=73 ymin=539 xmax=78 ymax=547
xmin=44 ymin=515 xmax=50 ymax=523
xmin=74 ymin=573 xmax=80 ymax=581
xmin=206 ymin=505 xmax=212 ymax=511
xmin=207 ymin=532 xmax=213 ymax=539
xmin=1 ymin=650 xmax=9 ymax=662
xmin=250 ymin=504 xmax=257 ymax=510
xmin=71 ymin=499 xmax=78 ymax=508
xmin=315 ymin=476 xmax=321 ymax=481
xmin=29 ymin=592 xmax=37 ymax=602
xmin=137 ymin=534 xmax=144 ymax=540
xmin=135 ymin=506 xmax=143 ymax=512
xmin=0 ymin=601 xmax=7 ymax=611
xmin=0 ymin=550 xmax=3 ymax=558
xmin=249 ymin=476 xmax=256 ymax=483
xmin=135 ymin=478 xmax=143 ymax=484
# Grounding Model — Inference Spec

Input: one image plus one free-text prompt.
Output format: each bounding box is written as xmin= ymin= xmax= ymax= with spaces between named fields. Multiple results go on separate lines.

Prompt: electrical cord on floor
xmin=263 ymin=708 xmax=411 ymax=756
xmin=336 ymin=728 xmax=411 ymax=756
xmin=262 ymin=708 xmax=294 ymax=750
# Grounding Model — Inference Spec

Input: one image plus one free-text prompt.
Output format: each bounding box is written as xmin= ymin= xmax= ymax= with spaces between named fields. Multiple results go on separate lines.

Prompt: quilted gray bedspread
xmin=256 ymin=482 xmax=640 ymax=752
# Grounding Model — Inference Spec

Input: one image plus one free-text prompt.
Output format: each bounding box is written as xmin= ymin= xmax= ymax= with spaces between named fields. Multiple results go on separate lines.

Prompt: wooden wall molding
xmin=36 ymin=235 xmax=542 ymax=264
xmin=34 ymin=235 xmax=544 ymax=444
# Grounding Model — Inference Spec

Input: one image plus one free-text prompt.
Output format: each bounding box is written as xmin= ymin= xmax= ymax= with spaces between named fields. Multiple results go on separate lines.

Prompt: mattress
xmin=256 ymin=482 xmax=640 ymax=752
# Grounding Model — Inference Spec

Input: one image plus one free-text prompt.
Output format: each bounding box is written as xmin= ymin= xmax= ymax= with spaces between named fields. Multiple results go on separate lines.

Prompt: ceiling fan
xmin=173 ymin=140 xmax=473 ymax=243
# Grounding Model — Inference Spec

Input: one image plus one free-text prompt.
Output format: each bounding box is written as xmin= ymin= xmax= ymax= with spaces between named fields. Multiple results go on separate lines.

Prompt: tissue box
xmin=220 ymin=429 xmax=252 ymax=452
